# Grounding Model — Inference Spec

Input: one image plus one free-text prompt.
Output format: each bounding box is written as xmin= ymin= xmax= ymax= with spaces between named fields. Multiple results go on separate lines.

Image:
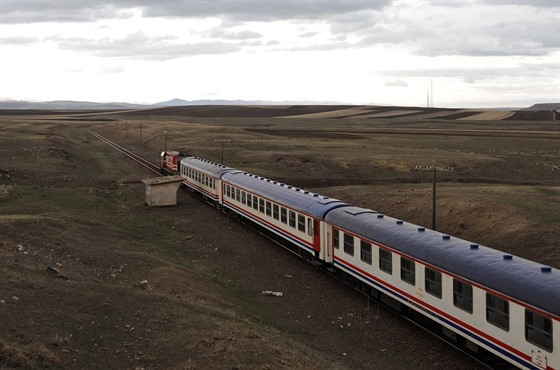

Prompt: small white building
xmin=142 ymin=176 xmax=184 ymax=206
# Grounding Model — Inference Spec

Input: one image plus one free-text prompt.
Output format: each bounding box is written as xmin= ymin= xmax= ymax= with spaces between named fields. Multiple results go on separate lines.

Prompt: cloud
xmin=384 ymin=62 xmax=558 ymax=84
xmin=385 ymin=80 xmax=408 ymax=87
xmin=0 ymin=36 xmax=39 ymax=45
xmin=0 ymin=0 xmax=393 ymax=24
xmin=52 ymin=31 xmax=242 ymax=61
xmin=206 ymin=28 xmax=262 ymax=40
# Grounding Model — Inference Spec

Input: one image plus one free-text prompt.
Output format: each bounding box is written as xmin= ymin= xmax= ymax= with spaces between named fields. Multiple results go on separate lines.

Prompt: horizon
xmin=3 ymin=97 xmax=559 ymax=111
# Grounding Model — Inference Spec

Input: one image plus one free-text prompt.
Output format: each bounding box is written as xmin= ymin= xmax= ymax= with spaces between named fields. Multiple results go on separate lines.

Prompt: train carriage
xmin=325 ymin=206 xmax=560 ymax=370
xmin=179 ymin=157 xmax=233 ymax=204
xmin=221 ymin=171 xmax=347 ymax=260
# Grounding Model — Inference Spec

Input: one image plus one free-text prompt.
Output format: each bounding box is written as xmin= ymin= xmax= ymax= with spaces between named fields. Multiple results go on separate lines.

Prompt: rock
xmin=261 ymin=291 xmax=283 ymax=297
xmin=47 ymin=266 xmax=69 ymax=280
xmin=12 ymin=295 xmax=19 ymax=301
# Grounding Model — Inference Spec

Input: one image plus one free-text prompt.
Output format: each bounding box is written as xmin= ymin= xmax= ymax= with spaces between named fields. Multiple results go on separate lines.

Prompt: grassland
xmin=0 ymin=105 xmax=558 ymax=369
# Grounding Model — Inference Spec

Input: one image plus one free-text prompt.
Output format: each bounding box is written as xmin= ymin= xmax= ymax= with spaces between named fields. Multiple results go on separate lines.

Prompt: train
xmin=161 ymin=150 xmax=560 ymax=370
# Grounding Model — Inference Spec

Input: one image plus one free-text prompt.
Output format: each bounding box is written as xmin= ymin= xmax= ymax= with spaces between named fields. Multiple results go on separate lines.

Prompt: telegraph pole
xmin=214 ymin=139 xmax=231 ymax=165
xmin=412 ymin=165 xmax=454 ymax=231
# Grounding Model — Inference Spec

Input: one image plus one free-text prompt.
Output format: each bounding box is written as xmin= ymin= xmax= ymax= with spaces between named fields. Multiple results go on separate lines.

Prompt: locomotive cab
xmin=160 ymin=150 xmax=183 ymax=175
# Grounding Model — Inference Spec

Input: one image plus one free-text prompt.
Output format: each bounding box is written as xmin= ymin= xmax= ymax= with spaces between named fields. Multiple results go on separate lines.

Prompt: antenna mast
xmin=430 ymin=80 xmax=434 ymax=108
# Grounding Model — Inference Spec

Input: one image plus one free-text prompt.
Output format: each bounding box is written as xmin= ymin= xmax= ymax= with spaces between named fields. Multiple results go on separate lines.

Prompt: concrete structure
xmin=142 ymin=176 xmax=184 ymax=206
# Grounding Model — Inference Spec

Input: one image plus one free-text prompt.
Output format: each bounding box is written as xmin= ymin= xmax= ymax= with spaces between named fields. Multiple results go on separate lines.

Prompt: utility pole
xmin=412 ymin=165 xmax=454 ymax=231
xmin=214 ymin=139 xmax=231 ymax=165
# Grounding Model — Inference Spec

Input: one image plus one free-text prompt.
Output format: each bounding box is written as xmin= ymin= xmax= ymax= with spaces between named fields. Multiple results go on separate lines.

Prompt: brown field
xmin=1 ymin=105 xmax=559 ymax=369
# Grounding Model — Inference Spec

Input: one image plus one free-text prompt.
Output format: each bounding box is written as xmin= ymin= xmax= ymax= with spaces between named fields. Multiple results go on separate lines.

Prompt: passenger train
xmin=161 ymin=150 xmax=560 ymax=370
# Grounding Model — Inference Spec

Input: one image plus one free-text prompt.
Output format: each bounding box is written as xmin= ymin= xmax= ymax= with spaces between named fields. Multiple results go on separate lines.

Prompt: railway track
xmin=87 ymin=130 xmax=161 ymax=175
xmin=87 ymin=130 xmax=497 ymax=369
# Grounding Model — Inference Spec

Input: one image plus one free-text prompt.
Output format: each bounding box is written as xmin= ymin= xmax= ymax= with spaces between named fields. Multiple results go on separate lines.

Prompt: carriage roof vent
xmin=377 ymin=214 xmax=384 ymax=219
xmin=313 ymin=194 xmax=319 ymax=197
xmin=541 ymin=266 xmax=552 ymax=273
xmin=417 ymin=227 xmax=425 ymax=232
xmin=295 ymin=188 xmax=301 ymax=191
xmin=442 ymin=235 xmax=451 ymax=240
xmin=304 ymin=191 xmax=309 ymax=194
xmin=396 ymin=220 xmax=404 ymax=225
xmin=503 ymin=254 xmax=513 ymax=260
xmin=470 ymin=244 xmax=479 ymax=249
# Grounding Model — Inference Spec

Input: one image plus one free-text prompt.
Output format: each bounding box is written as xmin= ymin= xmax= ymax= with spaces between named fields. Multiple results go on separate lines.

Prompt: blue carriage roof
xmin=221 ymin=171 xmax=348 ymax=218
xmin=180 ymin=157 xmax=234 ymax=178
xmin=325 ymin=206 xmax=560 ymax=317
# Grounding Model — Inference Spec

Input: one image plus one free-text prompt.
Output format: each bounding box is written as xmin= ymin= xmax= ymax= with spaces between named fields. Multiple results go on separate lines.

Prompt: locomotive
xmin=161 ymin=150 xmax=559 ymax=369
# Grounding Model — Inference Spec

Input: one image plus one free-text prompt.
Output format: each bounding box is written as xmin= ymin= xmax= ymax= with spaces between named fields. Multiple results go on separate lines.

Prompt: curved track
xmin=87 ymin=130 xmax=161 ymax=175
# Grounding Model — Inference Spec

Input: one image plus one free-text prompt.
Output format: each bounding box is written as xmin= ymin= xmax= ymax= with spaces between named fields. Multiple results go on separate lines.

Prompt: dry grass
xmin=0 ymin=108 xmax=558 ymax=370
xmin=0 ymin=338 xmax=62 ymax=369
xmin=458 ymin=111 xmax=515 ymax=120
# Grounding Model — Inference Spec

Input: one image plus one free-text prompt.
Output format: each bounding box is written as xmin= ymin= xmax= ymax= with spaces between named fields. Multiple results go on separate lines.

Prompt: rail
xmin=86 ymin=130 xmax=162 ymax=176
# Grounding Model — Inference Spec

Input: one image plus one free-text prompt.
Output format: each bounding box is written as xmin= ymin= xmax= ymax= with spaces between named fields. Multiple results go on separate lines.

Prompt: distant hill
xmin=153 ymin=98 xmax=272 ymax=106
xmin=0 ymin=100 xmax=148 ymax=110
xmin=523 ymin=103 xmax=560 ymax=111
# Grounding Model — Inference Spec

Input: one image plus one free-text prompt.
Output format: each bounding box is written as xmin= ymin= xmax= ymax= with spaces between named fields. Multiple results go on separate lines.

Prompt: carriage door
xmin=324 ymin=222 xmax=333 ymax=263
xmin=313 ymin=220 xmax=321 ymax=253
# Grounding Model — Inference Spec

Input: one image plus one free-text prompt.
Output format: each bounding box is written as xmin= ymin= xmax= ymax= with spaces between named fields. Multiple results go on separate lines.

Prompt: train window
xmin=360 ymin=241 xmax=372 ymax=265
xmin=289 ymin=211 xmax=296 ymax=228
xmin=400 ymin=257 xmax=415 ymax=285
xmin=266 ymin=201 xmax=272 ymax=217
xmin=307 ymin=219 xmax=313 ymax=236
xmin=241 ymin=191 xmax=246 ymax=204
xmin=298 ymin=215 xmax=305 ymax=232
xmin=453 ymin=280 xmax=473 ymax=314
xmin=225 ymin=185 xmax=230 ymax=198
xmin=333 ymin=229 xmax=339 ymax=249
xmin=280 ymin=208 xmax=287 ymax=224
xmin=246 ymin=193 xmax=251 ymax=206
xmin=379 ymin=249 xmax=392 ymax=274
xmin=425 ymin=268 xmax=442 ymax=298
xmin=259 ymin=198 xmax=265 ymax=213
xmin=273 ymin=204 xmax=279 ymax=220
xmin=486 ymin=293 xmax=509 ymax=331
xmin=343 ymin=233 xmax=354 ymax=256
xmin=235 ymin=188 xmax=240 ymax=202
xmin=525 ymin=309 xmax=553 ymax=352
xmin=252 ymin=196 xmax=258 ymax=210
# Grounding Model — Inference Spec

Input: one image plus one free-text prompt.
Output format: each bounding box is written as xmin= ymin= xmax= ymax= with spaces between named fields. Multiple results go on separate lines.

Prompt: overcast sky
xmin=1 ymin=0 xmax=558 ymax=108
